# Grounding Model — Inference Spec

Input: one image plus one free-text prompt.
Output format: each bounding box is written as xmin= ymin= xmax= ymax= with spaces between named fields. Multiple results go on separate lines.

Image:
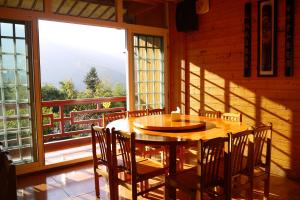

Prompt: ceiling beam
xmin=80 ymin=0 xmax=115 ymax=6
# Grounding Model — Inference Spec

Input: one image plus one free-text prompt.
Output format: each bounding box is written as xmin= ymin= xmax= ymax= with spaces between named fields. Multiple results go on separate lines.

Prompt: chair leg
xmin=94 ymin=172 xmax=100 ymax=197
xmin=132 ymin=182 xmax=138 ymax=200
xmin=249 ymin=175 xmax=254 ymax=200
xmin=264 ymin=175 xmax=270 ymax=199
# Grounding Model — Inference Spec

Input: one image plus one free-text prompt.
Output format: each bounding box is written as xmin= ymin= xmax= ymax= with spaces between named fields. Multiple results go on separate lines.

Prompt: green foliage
xmin=84 ymin=67 xmax=100 ymax=93
xmin=95 ymin=81 xmax=113 ymax=97
xmin=59 ymin=79 xmax=77 ymax=100
xmin=40 ymin=67 xmax=127 ymax=138
xmin=41 ymin=84 xmax=65 ymax=101
xmin=113 ymin=83 xmax=126 ymax=96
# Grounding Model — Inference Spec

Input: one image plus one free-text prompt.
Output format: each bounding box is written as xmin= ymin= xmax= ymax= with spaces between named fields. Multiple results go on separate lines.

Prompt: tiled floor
xmin=45 ymin=145 xmax=92 ymax=165
xmin=17 ymin=162 xmax=300 ymax=200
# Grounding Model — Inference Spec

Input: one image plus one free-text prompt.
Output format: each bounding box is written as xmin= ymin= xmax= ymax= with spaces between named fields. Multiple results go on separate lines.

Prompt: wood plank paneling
xmin=169 ymin=0 xmax=300 ymax=179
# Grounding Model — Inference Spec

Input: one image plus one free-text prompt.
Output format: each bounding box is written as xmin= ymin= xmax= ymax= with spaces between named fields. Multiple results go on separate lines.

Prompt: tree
xmin=59 ymin=79 xmax=77 ymax=100
xmin=84 ymin=67 xmax=100 ymax=93
xmin=113 ymin=83 xmax=126 ymax=96
xmin=95 ymin=81 xmax=112 ymax=97
xmin=41 ymin=84 xmax=64 ymax=101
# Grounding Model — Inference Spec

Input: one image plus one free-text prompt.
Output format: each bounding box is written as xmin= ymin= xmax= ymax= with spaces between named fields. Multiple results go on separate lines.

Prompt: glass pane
xmin=139 ymin=36 xmax=146 ymax=47
xmin=17 ymin=70 xmax=28 ymax=85
xmin=147 ymin=48 xmax=154 ymax=59
xmin=19 ymin=104 xmax=30 ymax=115
xmin=147 ymin=37 xmax=153 ymax=47
xmin=18 ymin=86 xmax=29 ymax=100
xmin=1 ymin=38 xmax=14 ymax=53
xmin=134 ymin=36 xmax=138 ymax=46
xmin=17 ymin=55 xmax=27 ymax=70
xmin=147 ymin=70 xmax=154 ymax=80
xmin=15 ymin=24 xmax=25 ymax=38
xmin=20 ymin=118 xmax=30 ymax=128
xmin=2 ymin=70 xmax=16 ymax=84
xmin=148 ymin=82 xmax=154 ymax=93
xmin=4 ymin=87 xmax=16 ymax=101
xmin=5 ymin=104 xmax=17 ymax=116
xmin=1 ymin=23 xmax=13 ymax=37
xmin=2 ymin=55 xmax=15 ymax=69
xmin=7 ymin=120 xmax=18 ymax=130
xmin=153 ymin=38 xmax=161 ymax=48
xmin=16 ymin=39 xmax=26 ymax=54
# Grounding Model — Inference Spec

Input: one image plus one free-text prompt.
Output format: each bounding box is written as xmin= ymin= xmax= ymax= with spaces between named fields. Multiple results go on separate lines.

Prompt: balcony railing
xmin=42 ymin=96 xmax=126 ymax=152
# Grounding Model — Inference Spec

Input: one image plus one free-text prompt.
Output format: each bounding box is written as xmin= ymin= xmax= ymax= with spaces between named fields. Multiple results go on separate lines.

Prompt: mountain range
xmin=40 ymin=33 xmax=127 ymax=91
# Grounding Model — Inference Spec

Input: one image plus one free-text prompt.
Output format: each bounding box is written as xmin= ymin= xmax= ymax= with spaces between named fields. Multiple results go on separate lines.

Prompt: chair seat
xmin=168 ymin=167 xmax=198 ymax=192
xmin=254 ymin=166 xmax=268 ymax=178
xmin=136 ymin=158 xmax=167 ymax=181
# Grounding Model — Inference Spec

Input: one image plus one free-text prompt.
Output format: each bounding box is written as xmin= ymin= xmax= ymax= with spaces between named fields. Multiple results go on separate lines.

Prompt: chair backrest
xmin=198 ymin=109 xmax=221 ymax=118
xmin=198 ymin=137 xmax=230 ymax=190
xmin=103 ymin=112 xmax=126 ymax=127
xmin=127 ymin=110 xmax=148 ymax=117
xmin=253 ymin=123 xmax=272 ymax=167
xmin=222 ymin=112 xmax=242 ymax=122
xmin=147 ymin=108 xmax=165 ymax=115
xmin=0 ymin=142 xmax=17 ymax=200
xmin=91 ymin=125 xmax=111 ymax=165
xmin=228 ymin=130 xmax=254 ymax=176
xmin=111 ymin=129 xmax=136 ymax=174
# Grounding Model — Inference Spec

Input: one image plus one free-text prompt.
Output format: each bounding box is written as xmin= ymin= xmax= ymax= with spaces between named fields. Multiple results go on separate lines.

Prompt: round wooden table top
xmin=133 ymin=114 xmax=206 ymax=131
xmin=106 ymin=114 xmax=248 ymax=145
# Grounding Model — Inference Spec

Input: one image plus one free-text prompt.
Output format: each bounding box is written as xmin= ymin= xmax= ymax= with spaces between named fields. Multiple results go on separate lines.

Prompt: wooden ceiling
xmin=0 ymin=0 xmax=176 ymax=22
xmin=0 ymin=0 xmax=44 ymax=11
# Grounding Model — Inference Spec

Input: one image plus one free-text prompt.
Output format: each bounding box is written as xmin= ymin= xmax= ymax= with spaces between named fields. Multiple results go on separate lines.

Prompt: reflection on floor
xmin=45 ymin=145 xmax=92 ymax=165
xmin=17 ymin=162 xmax=300 ymax=200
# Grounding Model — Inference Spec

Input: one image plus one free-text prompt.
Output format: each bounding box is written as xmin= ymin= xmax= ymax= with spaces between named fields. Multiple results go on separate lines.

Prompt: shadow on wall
xmin=172 ymin=0 xmax=300 ymax=179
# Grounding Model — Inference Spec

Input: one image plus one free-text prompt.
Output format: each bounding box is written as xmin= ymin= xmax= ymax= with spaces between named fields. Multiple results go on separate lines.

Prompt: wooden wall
xmin=169 ymin=0 xmax=300 ymax=179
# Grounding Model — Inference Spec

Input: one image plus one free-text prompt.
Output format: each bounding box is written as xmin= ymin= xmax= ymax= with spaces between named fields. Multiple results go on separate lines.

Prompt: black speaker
xmin=176 ymin=0 xmax=198 ymax=32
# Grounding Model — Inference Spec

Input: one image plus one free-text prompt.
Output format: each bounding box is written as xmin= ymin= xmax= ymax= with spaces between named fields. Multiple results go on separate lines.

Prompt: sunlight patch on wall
xmin=181 ymin=60 xmax=186 ymax=113
xmin=189 ymin=63 xmax=200 ymax=115
xmin=203 ymin=70 xmax=225 ymax=112
xmin=229 ymin=82 xmax=256 ymax=124
xmin=260 ymin=96 xmax=292 ymax=176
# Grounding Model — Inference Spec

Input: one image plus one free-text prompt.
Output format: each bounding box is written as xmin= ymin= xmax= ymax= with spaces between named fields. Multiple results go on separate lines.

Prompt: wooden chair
xmin=145 ymin=108 xmax=166 ymax=162
xmin=127 ymin=109 xmax=148 ymax=117
xmin=183 ymin=110 xmax=222 ymax=169
xmin=253 ymin=123 xmax=272 ymax=199
xmin=0 ymin=142 xmax=17 ymax=200
xmin=222 ymin=112 xmax=242 ymax=122
xmin=91 ymin=125 xmax=112 ymax=198
xmin=147 ymin=108 xmax=165 ymax=115
xmin=198 ymin=109 xmax=221 ymax=118
xmin=111 ymin=129 xmax=167 ymax=200
xmin=91 ymin=125 xmax=121 ymax=199
xmin=228 ymin=130 xmax=254 ymax=199
xmin=102 ymin=111 xmax=126 ymax=127
xmin=127 ymin=109 xmax=153 ymax=158
xmin=166 ymin=137 xmax=230 ymax=200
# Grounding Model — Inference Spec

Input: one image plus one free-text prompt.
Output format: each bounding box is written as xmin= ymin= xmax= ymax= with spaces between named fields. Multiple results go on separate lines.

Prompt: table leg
xmin=166 ymin=143 xmax=177 ymax=200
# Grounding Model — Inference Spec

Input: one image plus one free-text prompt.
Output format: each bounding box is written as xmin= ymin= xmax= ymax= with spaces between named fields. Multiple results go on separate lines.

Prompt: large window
xmin=133 ymin=34 xmax=164 ymax=109
xmin=0 ymin=21 xmax=36 ymax=164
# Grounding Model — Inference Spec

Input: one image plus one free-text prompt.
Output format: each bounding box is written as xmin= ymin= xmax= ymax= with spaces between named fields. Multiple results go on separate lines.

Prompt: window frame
xmin=127 ymin=29 xmax=169 ymax=112
xmin=0 ymin=19 xmax=38 ymax=165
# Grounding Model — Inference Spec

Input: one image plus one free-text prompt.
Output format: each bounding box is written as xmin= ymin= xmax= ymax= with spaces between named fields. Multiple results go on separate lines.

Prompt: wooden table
xmin=107 ymin=114 xmax=248 ymax=199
